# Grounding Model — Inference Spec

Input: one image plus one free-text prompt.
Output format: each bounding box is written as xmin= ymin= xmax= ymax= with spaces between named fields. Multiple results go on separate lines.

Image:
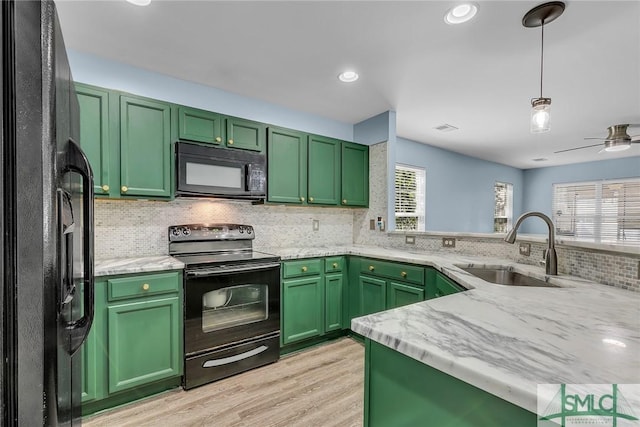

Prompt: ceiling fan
xmin=554 ymin=124 xmax=640 ymax=154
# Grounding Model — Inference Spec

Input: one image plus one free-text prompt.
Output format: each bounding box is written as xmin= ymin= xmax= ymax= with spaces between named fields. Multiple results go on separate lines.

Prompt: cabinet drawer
xmin=282 ymin=259 xmax=323 ymax=279
xmin=360 ymin=259 xmax=424 ymax=286
xmin=107 ymin=271 xmax=181 ymax=301
xmin=324 ymin=256 xmax=345 ymax=273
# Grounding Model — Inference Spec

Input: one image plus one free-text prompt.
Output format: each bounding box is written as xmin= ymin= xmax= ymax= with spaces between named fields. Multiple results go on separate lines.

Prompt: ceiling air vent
xmin=433 ymin=124 xmax=459 ymax=132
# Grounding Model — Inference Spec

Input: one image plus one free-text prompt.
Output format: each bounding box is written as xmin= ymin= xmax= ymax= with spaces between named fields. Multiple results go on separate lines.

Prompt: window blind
xmin=552 ymin=178 xmax=640 ymax=245
xmin=395 ymin=165 xmax=426 ymax=231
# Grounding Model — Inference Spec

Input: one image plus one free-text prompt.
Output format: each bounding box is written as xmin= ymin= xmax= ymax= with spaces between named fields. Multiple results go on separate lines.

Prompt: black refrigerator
xmin=1 ymin=1 xmax=95 ymax=425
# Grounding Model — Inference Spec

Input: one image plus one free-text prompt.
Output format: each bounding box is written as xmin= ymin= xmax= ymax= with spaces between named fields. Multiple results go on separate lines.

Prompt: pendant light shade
xmin=523 ymin=2 xmax=565 ymax=134
xmin=531 ymin=98 xmax=551 ymax=133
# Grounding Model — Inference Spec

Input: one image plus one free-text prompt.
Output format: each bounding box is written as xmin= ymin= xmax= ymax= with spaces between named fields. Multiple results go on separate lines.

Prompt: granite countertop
xmin=263 ymin=245 xmax=640 ymax=413
xmin=95 ymin=256 xmax=184 ymax=277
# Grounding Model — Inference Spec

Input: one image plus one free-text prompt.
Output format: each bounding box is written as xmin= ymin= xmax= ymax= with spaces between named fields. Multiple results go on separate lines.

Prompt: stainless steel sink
xmin=460 ymin=267 xmax=560 ymax=288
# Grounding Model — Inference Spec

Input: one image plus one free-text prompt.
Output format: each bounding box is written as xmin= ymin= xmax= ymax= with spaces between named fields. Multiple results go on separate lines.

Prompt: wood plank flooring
xmin=83 ymin=338 xmax=364 ymax=427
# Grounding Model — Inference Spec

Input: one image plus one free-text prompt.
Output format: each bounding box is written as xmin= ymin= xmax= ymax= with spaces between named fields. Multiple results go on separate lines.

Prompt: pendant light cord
xmin=540 ymin=20 xmax=545 ymax=98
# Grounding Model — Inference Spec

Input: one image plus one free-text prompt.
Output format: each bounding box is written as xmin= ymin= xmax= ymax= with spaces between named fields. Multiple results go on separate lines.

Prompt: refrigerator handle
xmin=65 ymin=138 xmax=95 ymax=355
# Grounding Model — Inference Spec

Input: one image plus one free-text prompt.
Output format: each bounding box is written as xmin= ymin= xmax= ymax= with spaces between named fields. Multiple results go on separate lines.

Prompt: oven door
xmin=184 ymin=262 xmax=280 ymax=355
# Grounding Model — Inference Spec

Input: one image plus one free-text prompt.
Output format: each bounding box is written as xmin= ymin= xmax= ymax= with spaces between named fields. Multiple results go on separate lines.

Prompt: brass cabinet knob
xmin=121 ymin=186 xmax=128 ymax=193
xmin=369 ymin=265 xmax=375 ymax=271
xmin=342 ymin=199 xmax=347 ymax=205
xmin=142 ymin=283 xmax=150 ymax=291
xmin=300 ymin=196 xmax=305 ymax=202
xmin=228 ymin=139 xmax=234 ymax=145
xmin=101 ymin=184 xmax=110 ymax=192
xmin=401 ymin=271 xmax=407 ymax=278
xmin=332 ymin=263 xmax=338 ymax=269
xmin=215 ymin=136 xmax=222 ymax=143
xmin=309 ymin=197 xmax=314 ymax=202
xmin=302 ymin=266 xmax=308 ymax=272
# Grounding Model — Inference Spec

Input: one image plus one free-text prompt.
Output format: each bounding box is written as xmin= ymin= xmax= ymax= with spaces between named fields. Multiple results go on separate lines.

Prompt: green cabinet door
xmin=359 ymin=275 xmax=386 ymax=316
xmin=226 ymin=117 xmax=265 ymax=151
xmin=341 ymin=142 xmax=369 ymax=207
xmin=282 ymin=276 xmax=323 ymax=344
xmin=268 ymin=127 xmax=307 ymax=204
xmin=434 ymin=272 xmax=464 ymax=298
xmin=308 ymin=135 xmax=341 ymax=205
xmin=119 ymin=95 xmax=172 ymax=198
xmin=387 ymin=282 xmax=424 ymax=309
xmin=76 ymin=84 xmax=111 ymax=196
xmin=80 ymin=279 xmax=105 ymax=403
xmin=324 ymin=273 xmax=343 ymax=332
xmin=178 ymin=106 xmax=223 ymax=145
xmin=107 ymin=296 xmax=181 ymax=394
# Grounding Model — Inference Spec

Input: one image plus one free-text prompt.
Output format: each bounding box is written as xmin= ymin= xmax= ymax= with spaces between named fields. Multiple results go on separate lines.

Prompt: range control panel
xmin=168 ymin=224 xmax=254 ymax=242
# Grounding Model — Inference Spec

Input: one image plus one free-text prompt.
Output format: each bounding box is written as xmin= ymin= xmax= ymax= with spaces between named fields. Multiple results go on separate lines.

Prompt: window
xmin=494 ymin=182 xmax=513 ymax=233
xmin=395 ymin=164 xmax=425 ymax=231
xmin=553 ymin=178 xmax=640 ymax=245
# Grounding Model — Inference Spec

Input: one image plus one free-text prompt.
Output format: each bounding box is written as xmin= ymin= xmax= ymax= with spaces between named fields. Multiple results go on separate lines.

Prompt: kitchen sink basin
xmin=460 ymin=267 xmax=560 ymax=288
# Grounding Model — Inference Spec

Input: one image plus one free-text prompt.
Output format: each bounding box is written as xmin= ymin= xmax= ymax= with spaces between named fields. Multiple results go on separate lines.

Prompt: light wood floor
xmin=84 ymin=338 xmax=364 ymax=427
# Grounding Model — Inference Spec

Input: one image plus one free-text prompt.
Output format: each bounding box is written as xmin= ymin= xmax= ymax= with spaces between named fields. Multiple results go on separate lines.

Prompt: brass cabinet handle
xmin=215 ymin=136 xmax=222 ymax=143
xmin=369 ymin=265 xmax=375 ymax=271
xmin=401 ymin=271 xmax=407 ymax=278
xmin=101 ymin=184 xmax=110 ymax=192
xmin=309 ymin=197 xmax=314 ymax=202
xmin=300 ymin=196 xmax=305 ymax=202
xmin=142 ymin=283 xmax=150 ymax=291
xmin=301 ymin=266 xmax=308 ymax=272
xmin=342 ymin=199 xmax=347 ymax=205
xmin=121 ymin=186 xmax=128 ymax=193
xmin=228 ymin=139 xmax=234 ymax=145
xmin=332 ymin=263 xmax=338 ymax=269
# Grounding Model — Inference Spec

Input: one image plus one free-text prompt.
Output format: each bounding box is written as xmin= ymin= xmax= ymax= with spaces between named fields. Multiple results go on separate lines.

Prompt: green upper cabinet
xmin=268 ymin=127 xmax=307 ymax=204
xmin=341 ymin=142 xmax=369 ymax=207
xmin=75 ymin=84 xmax=111 ymax=196
xmin=177 ymin=107 xmax=264 ymax=152
xmin=177 ymin=106 xmax=223 ymax=145
xmin=268 ymin=126 xmax=368 ymax=207
xmin=308 ymin=135 xmax=341 ymax=205
xmin=226 ymin=116 xmax=265 ymax=151
xmin=119 ymin=95 xmax=172 ymax=198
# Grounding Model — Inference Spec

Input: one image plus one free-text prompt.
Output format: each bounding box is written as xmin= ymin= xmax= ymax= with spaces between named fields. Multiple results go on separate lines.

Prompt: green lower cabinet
xmin=107 ymin=296 xmax=181 ymax=394
xmin=324 ymin=273 xmax=343 ymax=332
xmin=282 ymin=276 xmax=323 ymax=345
xmin=364 ymin=339 xmax=536 ymax=426
xmin=81 ymin=272 xmax=183 ymax=415
xmin=359 ymin=275 xmax=387 ymax=316
xmin=387 ymin=281 xmax=424 ymax=309
xmin=435 ymin=271 xmax=465 ymax=298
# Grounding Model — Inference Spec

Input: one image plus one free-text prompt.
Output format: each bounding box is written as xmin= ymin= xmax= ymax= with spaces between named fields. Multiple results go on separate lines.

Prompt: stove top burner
xmin=174 ymin=250 xmax=280 ymax=267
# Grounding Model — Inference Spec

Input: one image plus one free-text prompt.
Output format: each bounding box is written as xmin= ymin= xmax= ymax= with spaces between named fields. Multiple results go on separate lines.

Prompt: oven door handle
xmin=202 ymin=345 xmax=269 ymax=368
xmin=186 ymin=262 xmax=281 ymax=278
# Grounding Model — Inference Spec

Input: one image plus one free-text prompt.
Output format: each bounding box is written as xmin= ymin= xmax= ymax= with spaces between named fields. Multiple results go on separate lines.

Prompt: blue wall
xmin=521 ymin=156 xmax=640 ymax=234
xmin=67 ymin=49 xmax=354 ymax=141
xmin=396 ymin=138 xmax=524 ymax=233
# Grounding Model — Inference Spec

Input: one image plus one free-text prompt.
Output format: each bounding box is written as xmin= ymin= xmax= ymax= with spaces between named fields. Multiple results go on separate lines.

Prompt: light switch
xmin=312 ymin=219 xmax=319 ymax=231
xmin=405 ymin=236 xmax=415 ymax=244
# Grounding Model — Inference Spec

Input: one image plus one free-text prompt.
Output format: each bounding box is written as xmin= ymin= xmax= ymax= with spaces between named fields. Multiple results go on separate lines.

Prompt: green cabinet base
xmin=364 ymin=339 xmax=536 ymax=427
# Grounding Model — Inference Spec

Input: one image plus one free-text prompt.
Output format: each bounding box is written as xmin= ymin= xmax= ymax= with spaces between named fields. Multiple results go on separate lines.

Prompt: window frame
xmin=394 ymin=163 xmax=426 ymax=232
xmin=494 ymin=181 xmax=513 ymax=233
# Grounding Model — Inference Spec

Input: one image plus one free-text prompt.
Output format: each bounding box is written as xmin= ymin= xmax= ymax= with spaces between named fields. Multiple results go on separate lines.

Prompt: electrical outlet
xmin=442 ymin=237 xmax=456 ymax=248
xmin=312 ymin=219 xmax=319 ymax=231
xmin=405 ymin=235 xmax=415 ymax=245
xmin=519 ymin=243 xmax=531 ymax=256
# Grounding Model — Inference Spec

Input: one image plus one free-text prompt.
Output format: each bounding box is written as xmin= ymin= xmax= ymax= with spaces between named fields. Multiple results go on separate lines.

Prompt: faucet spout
xmin=503 ymin=211 xmax=558 ymax=275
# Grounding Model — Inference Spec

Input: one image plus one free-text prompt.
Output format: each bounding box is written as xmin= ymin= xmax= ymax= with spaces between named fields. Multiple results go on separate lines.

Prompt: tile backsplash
xmin=95 ymin=140 xmax=639 ymax=292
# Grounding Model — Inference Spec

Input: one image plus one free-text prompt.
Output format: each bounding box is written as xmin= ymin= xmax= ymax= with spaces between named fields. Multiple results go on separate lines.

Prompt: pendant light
xmin=523 ymin=2 xmax=565 ymax=133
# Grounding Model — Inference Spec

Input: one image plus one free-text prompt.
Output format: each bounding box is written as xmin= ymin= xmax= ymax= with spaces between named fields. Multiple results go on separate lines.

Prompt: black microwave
xmin=176 ymin=142 xmax=266 ymax=200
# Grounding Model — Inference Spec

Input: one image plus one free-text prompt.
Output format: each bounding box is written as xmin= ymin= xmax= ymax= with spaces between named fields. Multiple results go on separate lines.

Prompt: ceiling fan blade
xmin=554 ymin=143 xmax=604 ymax=154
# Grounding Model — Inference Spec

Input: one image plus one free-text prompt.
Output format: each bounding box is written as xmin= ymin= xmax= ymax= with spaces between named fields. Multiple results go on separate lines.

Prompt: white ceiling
xmin=55 ymin=0 xmax=640 ymax=169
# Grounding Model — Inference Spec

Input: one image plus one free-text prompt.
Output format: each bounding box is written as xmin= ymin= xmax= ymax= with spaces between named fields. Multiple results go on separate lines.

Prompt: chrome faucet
xmin=504 ymin=211 xmax=558 ymax=275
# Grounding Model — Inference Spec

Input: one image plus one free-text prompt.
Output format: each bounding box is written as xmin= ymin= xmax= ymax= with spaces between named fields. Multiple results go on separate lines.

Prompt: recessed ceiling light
xmin=338 ymin=71 xmax=359 ymax=83
xmin=126 ymin=0 xmax=151 ymax=6
xmin=444 ymin=3 xmax=478 ymax=25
